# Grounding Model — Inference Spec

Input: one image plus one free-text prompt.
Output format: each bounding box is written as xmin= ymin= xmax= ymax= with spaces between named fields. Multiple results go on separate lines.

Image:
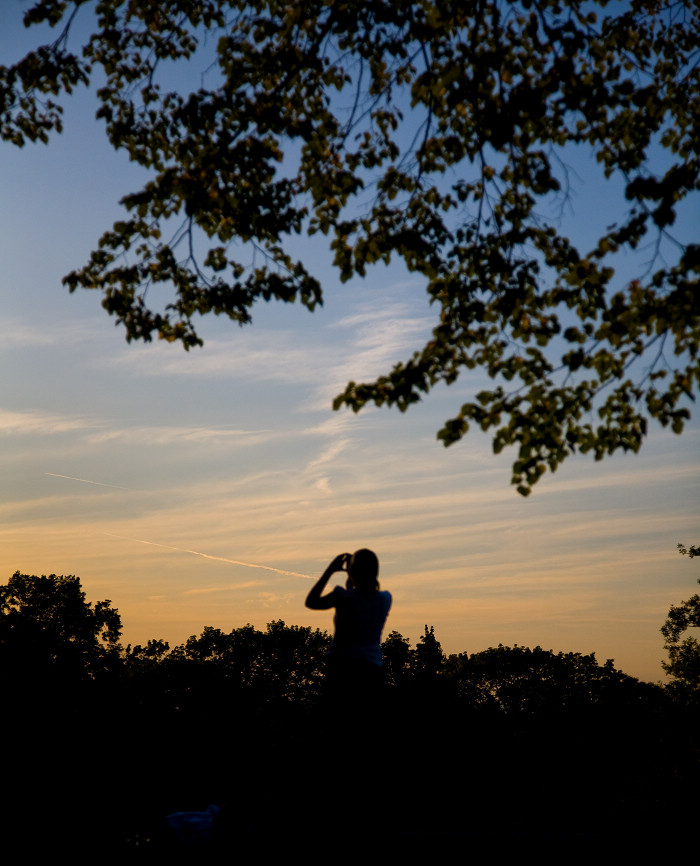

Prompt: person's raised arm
xmin=305 ymin=553 xmax=349 ymax=609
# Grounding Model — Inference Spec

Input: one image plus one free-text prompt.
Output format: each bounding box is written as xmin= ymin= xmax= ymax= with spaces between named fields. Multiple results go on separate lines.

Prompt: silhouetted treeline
xmin=2 ymin=572 xmax=698 ymax=857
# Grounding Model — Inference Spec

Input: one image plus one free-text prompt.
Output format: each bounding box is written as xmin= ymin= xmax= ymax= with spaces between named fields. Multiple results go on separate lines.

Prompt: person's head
xmin=348 ymin=548 xmax=379 ymax=591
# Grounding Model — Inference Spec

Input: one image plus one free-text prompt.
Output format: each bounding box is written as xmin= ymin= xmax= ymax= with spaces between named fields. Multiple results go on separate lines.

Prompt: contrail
xmin=46 ymin=472 xmax=130 ymax=490
xmin=104 ymin=533 xmax=313 ymax=578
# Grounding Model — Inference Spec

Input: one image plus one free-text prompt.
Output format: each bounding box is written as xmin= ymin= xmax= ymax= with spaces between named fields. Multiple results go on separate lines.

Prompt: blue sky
xmin=1 ymin=3 xmax=698 ymax=681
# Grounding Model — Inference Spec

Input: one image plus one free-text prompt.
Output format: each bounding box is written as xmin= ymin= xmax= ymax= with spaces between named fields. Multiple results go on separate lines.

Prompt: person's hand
xmin=330 ymin=553 xmax=350 ymax=572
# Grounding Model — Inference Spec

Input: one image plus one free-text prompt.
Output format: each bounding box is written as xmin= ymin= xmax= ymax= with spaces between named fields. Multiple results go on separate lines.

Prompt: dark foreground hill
xmin=2 ymin=573 xmax=698 ymax=857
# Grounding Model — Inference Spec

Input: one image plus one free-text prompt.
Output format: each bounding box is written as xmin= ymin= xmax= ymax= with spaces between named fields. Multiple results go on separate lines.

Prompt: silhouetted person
xmin=303 ymin=550 xmax=393 ymax=848
xmin=305 ymin=549 xmax=391 ymax=708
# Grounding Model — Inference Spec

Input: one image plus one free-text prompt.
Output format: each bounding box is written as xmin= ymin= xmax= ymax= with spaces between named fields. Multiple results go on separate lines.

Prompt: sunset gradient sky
xmin=2 ymin=6 xmax=698 ymax=682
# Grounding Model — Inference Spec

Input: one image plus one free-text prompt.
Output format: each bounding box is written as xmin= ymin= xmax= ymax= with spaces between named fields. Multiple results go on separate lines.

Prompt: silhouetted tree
xmin=381 ymin=630 xmax=413 ymax=689
xmin=443 ymin=643 xmax=658 ymax=716
xmin=3 ymin=1 xmax=699 ymax=492
xmin=170 ymin=620 xmax=331 ymax=705
xmin=414 ymin=624 xmax=445 ymax=680
xmin=4 ymin=569 xmax=698 ymax=851
xmin=0 ymin=571 xmax=122 ymax=690
xmin=661 ymin=543 xmax=700 ymax=702
xmin=259 ymin=619 xmax=331 ymax=704
xmin=0 ymin=572 xmax=125 ymax=854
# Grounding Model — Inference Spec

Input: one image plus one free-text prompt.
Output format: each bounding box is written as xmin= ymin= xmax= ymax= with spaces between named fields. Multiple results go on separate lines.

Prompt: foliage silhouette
xmin=0 ymin=572 xmax=124 ymax=854
xmin=381 ymin=629 xmax=414 ymax=689
xmin=443 ymin=642 xmax=662 ymax=716
xmin=2 ymin=1 xmax=699 ymax=492
xmin=677 ymin=542 xmax=700 ymax=558
xmin=661 ymin=543 xmax=700 ymax=702
xmin=415 ymin=623 xmax=445 ymax=679
xmin=0 ymin=570 xmax=122 ymax=689
xmin=3 ymin=569 xmax=699 ymax=853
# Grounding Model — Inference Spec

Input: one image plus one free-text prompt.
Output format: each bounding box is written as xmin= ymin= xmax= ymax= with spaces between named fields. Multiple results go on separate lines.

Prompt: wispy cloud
xmin=101 ymin=292 xmax=436 ymax=417
xmin=0 ymin=319 xmax=58 ymax=349
xmin=0 ymin=405 xmax=289 ymax=451
xmin=302 ymin=414 xmax=360 ymax=437
xmin=0 ymin=316 xmax=126 ymax=351
xmin=307 ymin=299 xmax=434 ymax=410
xmin=256 ymin=591 xmax=297 ymax=607
xmin=104 ymin=331 xmax=322 ymax=386
xmin=305 ymin=437 xmax=350 ymax=471
xmin=0 ymin=408 xmax=99 ymax=435
xmin=86 ymin=424 xmax=279 ymax=448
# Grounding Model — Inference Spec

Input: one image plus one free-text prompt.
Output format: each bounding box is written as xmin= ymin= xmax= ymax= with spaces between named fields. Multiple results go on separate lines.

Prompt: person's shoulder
xmin=379 ymin=590 xmax=392 ymax=607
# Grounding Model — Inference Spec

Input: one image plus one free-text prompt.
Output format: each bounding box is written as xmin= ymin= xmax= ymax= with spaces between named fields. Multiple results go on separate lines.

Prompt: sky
xmin=1 ymin=4 xmax=698 ymax=683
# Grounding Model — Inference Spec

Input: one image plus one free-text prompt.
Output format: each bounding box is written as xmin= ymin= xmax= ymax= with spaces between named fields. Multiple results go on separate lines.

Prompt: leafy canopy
xmin=661 ymin=543 xmax=700 ymax=698
xmin=0 ymin=571 xmax=122 ymax=679
xmin=2 ymin=0 xmax=699 ymax=493
xmin=444 ymin=643 xmax=652 ymax=713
